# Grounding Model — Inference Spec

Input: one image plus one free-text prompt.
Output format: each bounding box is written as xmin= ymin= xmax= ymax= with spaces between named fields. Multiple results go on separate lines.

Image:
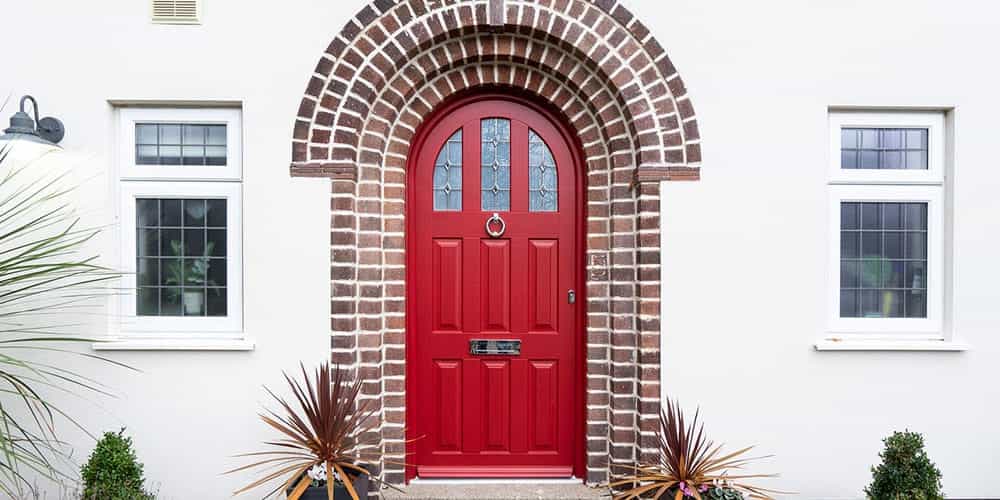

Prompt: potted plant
xmin=227 ymin=363 xmax=397 ymax=500
xmin=164 ymin=240 xmax=217 ymax=315
xmin=865 ymin=430 xmax=943 ymax=500
xmin=80 ymin=429 xmax=155 ymax=500
xmin=609 ymin=399 xmax=783 ymax=500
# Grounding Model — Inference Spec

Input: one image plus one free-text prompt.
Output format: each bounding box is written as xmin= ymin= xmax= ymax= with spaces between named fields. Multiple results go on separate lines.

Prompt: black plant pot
xmin=287 ymin=467 xmax=371 ymax=500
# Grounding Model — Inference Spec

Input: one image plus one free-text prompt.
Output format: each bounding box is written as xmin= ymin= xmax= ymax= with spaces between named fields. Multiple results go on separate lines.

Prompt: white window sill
xmin=92 ymin=338 xmax=255 ymax=351
xmin=814 ymin=339 xmax=968 ymax=352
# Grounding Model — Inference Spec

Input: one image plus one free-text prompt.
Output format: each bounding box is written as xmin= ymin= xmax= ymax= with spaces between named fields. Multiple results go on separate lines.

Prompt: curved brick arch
xmin=291 ymin=0 xmax=701 ymax=182
xmin=290 ymin=0 xmax=702 ymax=489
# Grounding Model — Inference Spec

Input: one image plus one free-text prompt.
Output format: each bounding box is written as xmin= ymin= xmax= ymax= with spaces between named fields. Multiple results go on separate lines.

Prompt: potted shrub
xmin=80 ymin=429 xmax=154 ymax=500
xmin=163 ymin=240 xmax=218 ymax=315
xmin=609 ymin=399 xmax=782 ymax=500
xmin=865 ymin=430 xmax=943 ymax=500
xmin=228 ymin=363 xmax=396 ymax=500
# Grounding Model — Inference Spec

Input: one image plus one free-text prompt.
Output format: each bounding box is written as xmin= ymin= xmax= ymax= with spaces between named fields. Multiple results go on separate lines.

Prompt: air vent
xmin=151 ymin=0 xmax=200 ymax=24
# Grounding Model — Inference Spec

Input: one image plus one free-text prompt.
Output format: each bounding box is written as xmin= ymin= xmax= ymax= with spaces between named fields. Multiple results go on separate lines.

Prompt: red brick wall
xmin=289 ymin=0 xmax=701 ymax=488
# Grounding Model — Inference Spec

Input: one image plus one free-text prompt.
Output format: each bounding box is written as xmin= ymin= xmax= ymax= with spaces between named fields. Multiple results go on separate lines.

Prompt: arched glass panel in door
xmin=432 ymin=130 xmax=463 ymax=211
xmin=481 ymin=118 xmax=511 ymax=211
xmin=528 ymin=130 xmax=558 ymax=212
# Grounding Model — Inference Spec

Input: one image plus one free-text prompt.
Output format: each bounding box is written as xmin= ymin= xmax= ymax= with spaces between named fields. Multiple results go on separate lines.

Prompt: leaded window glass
xmin=528 ymin=130 xmax=558 ymax=212
xmin=840 ymin=128 xmax=928 ymax=170
xmin=840 ymin=202 xmax=927 ymax=318
xmin=136 ymin=198 xmax=228 ymax=317
xmin=433 ymin=130 xmax=463 ymax=211
xmin=481 ymin=118 xmax=511 ymax=211
xmin=135 ymin=123 xmax=227 ymax=166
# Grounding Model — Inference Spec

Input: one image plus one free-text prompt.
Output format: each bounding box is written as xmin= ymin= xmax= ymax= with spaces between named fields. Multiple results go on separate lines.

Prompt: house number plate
xmin=469 ymin=339 xmax=521 ymax=356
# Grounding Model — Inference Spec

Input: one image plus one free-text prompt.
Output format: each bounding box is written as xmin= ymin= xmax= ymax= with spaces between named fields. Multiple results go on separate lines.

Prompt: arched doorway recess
xmin=289 ymin=0 xmax=702 ymax=486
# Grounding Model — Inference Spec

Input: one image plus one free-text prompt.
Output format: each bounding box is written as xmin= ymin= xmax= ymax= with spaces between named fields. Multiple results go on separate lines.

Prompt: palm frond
xmin=229 ymin=363 xmax=389 ymax=500
xmin=0 ymin=141 xmax=129 ymax=495
xmin=611 ymin=398 xmax=785 ymax=500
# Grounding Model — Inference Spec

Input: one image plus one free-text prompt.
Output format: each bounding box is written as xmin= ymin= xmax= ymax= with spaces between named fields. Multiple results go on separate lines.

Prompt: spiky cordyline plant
xmin=228 ymin=363 xmax=400 ymax=500
xmin=0 ymin=133 xmax=128 ymax=496
xmin=610 ymin=399 xmax=781 ymax=500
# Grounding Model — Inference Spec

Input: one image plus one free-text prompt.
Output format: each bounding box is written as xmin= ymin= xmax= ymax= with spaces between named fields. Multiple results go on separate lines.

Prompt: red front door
xmin=410 ymin=97 xmax=579 ymax=478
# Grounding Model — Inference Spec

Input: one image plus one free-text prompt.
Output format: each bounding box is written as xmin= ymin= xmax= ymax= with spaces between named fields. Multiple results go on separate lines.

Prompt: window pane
xmin=838 ymin=201 xmax=928 ymax=318
xmin=883 ymin=232 xmax=903 ymax=259
xmin=529 ymin=130 xmax=558 ymax=212
xmin=840 ymin=260 xmax=860 ymax=288
xmin=136 ymin=124 xmax=158 ymax=144
xmin=840 ymin=232 xmax=859 ymax=258
xmin=481 ymin=118 xmax=511 ymax=211
xmin=161 ymin=199 xmax=182 ymax=226
xmin=883 ymin=290 xmax=903 ymax=318
xmin=883 ymin=203 xmax=903 ymax=229
xmin=135 ymin=198 xmax=228 ymax=317
xmin=840 ymin=127 xmax=929 ymax=170
xmin=137 ymin=288 xmax=159 ymax=316
xmin=882 ymin=260 xmax=904 ymax=288
xmin=861 ymin=203 xmax=881 ymax=229
xmin=861 ymin=233 xmax=881 ymax=257
xmin=433 ymin=130 xmax=463 ymax=211
xmin=840 ymin=290 xmax=859 ymax=318
xmin=840 ymin=203 xmax=860 ymax=230
xmin=905 ymin=290 xmax=927 ymax=318
xmin=134 ymin=123 xmax=227 ymax=166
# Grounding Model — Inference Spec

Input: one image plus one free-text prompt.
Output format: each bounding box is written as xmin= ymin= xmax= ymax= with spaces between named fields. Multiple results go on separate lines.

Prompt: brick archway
xmin=289 ymin=0 xmax=701 ymax=486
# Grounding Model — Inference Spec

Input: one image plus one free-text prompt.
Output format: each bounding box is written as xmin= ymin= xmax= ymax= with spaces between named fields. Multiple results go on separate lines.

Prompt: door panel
xmin=529 ymin=360 xmax=558 ymax=451
xmin=528 ymin=239 xmax=559 ymax=333
xmin=432 ymin=239 xmax=463 ymax=332
xmin=433 ymin=360 xmax=462 ymax=451
xmin=479 ymin=239 xmax=510 ymax=332
xmin=413 ymin=99 xmax=578 ymax=478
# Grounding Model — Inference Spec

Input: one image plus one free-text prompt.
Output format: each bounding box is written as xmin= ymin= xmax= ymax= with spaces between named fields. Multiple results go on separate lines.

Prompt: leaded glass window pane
xmin=840 ymin=128 xmax=928 ymax=170
xmin=136 ymin=198 xmax=227 ymax=317
xmin=481 ymin=118 xmax=511 ymax=211
xmin=135 ymin=123 xmax=227 ymax=166
xmin=528 ymin=130 xmax=558 ymax=212
xmin=433 ymin=130 xmax=463 ymax=211
xmin=839 ymin=202 xmax=927 ymax=318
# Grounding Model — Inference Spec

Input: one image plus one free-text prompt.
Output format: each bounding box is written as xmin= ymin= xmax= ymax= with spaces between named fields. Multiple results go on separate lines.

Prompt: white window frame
xmin=118 ymin=107 xmax=242 ymax=181
xmin=827 ymin=185 xmax=943 ymax=338
xmin=117 ymin=181 xmax=243 ymax=336
xmin=105 ymin=106 xmax=248 ymax=350
xmin=828 ymin=111 xmax=945 ymax=185
xmin=825 ymin=110 xmax=948 ymax=344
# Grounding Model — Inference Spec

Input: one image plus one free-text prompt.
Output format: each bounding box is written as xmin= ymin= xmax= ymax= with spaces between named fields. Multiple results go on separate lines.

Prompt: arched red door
xmin=409 ymin=96 xmax=580 ymax=478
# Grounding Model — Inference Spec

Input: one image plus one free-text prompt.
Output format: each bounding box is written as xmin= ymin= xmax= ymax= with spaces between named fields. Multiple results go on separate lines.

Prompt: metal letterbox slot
xmin=469 ymin=339 xmax=521 ymax=356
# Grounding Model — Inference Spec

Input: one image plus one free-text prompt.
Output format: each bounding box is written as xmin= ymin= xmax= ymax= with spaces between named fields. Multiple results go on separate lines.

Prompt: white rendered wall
xmin=3 ymin=0 xmax=999 ymax=499
xmin=2 ymin=0 xmax=353 ymax=498
xmin=647 ymin=1 xmax=1000 ymax=499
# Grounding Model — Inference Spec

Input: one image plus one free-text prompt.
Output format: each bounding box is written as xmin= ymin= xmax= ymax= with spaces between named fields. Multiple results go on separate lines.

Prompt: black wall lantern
xmin=1 ymin=95 xmax=65 ymax=146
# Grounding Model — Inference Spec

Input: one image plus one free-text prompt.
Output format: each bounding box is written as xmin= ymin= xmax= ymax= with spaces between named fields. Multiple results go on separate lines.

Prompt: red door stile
xmin=408 ymin=95 xmax=582 ymax=480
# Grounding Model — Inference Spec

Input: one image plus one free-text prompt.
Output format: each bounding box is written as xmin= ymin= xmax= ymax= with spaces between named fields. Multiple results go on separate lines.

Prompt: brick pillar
xmin=331 ymin=178 xmax=359 ymax=370
xmin=380 ymin=152 xmax=408 ymax=486
xmin=585 ymin=157 xmax=612 ymax=484
xmin=636 ymin=181 xmax=662 ymax=464
xmin=607 ymin=153 xmax=640 ymax=477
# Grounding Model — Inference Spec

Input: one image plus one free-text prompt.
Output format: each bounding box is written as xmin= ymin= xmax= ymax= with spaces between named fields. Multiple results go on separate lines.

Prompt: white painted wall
xmin=647 ymin=1 xmax=1000 ymax=499
xmin=3 ymin=0 xmax=999 ymax=498
xmin=2 ymin=0 xmax=366 ymax=498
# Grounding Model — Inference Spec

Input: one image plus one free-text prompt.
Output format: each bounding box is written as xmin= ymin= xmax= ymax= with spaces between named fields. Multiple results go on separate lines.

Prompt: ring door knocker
xmin=485 ymin=212 xmax=506 ymax=238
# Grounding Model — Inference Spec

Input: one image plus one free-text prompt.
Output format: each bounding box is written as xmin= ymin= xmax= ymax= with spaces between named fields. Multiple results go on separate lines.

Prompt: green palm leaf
xmin=0 ymin=137 xmax=132 ymax=496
